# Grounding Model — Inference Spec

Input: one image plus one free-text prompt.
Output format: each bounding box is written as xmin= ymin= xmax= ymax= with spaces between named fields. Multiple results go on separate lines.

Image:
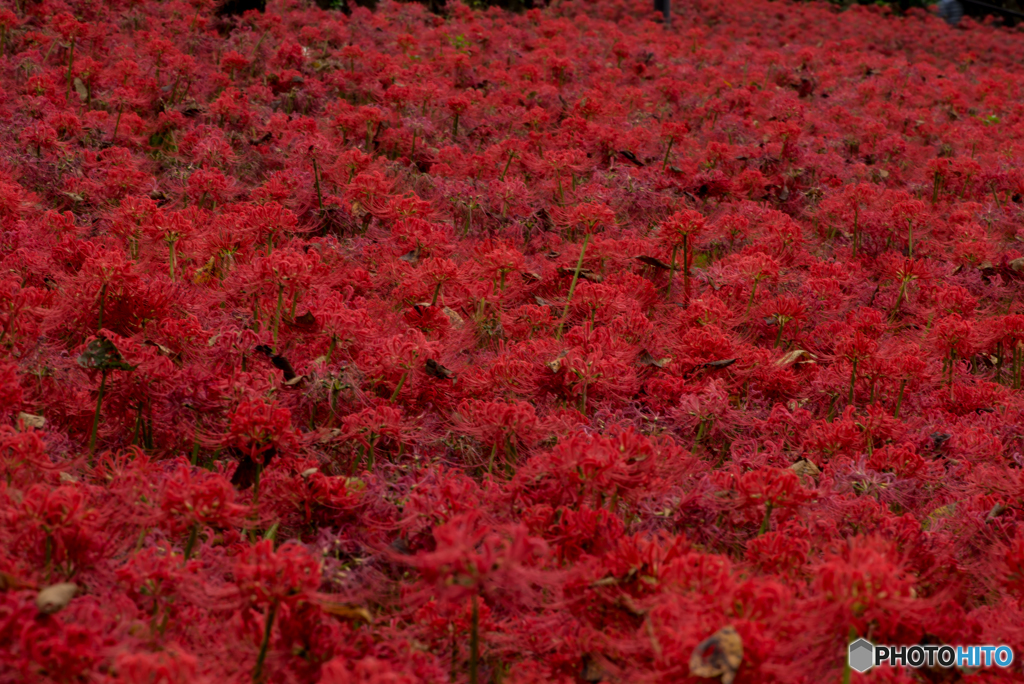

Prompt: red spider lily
xmin=6 ymin=0 xmax=1024 ymax=679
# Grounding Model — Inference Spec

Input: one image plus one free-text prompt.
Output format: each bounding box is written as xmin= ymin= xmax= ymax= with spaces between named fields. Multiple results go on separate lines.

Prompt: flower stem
xmin=758 ymin=501 xmax=774 ymax=536
xmin=556 ymin=233 xmax=591 ymax=340
xmin=66 ymin=39 xmax=75 ymax=103
xmin=894 ymin=379 xmax=907 ymax=418
xmin=183 ymin=524 xmax=199 ymax=561
xmin=273 ymin=283 xmax=284 ymax=352
xmin=312 ymin=158 xmax=323 ymax=213
xmin=667 ymin=244 xmax=678 ymax=300
xmin=253 ymin=601 xmax=278 ymax=683
xmin=469 ymin=594 xmax=480 ymax=684
xmin=89 ymin=369 xmax=107 ymax=457
xmin=849 ymin=358 xmax=858 ymax=409
xmin=390 ymin=371 xmax=408 ymax=403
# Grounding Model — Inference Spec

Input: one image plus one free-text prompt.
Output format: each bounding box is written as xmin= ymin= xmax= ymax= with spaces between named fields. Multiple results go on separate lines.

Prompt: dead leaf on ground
xmin=638 ymin=350 xmax=671 ymax=368
xmin=289 ymin=311 xmax=317 ymax=331
xmin=442 ymin=307 xmax=464 ymax=328
xmin=636 ymin=255 xmax=673 ymax=270
xmin=776 ymin=349 xmax=816 ymax=366
xmin=557 ymin=266 xmax=604 ymax=283
xmin=17 ymin=413 xmax=45 ymax=430
xmin=78 ymin=337 xmax=136 ymax=372
xmin=319 ymin=602 xmax=372 ymax=624
xmin=425 ymin=359 xmax=454 ymax=380
xmin=547 ymin=350 xmax=568 ymax=372
xmin=689 ymin=625 xmax=743 ymax=684
xmin=0 ymin=572 xmax=34 ymax=592
xmin=37 ymin=583 xmax=78 ymax=615
xmin=789 ymin=458 xmax=820 ymax=485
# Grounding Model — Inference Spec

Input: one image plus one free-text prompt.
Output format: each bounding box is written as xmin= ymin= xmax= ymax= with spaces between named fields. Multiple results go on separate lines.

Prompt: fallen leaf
xmin=547 ymin=350 xmax=569 ymax=372
xmin=689 ymin=625 xmax=743 ymax=684
xmin=17 ymin=412 xmax=45 ymax=430
xmin=638 ymin=350 xmax=671 ymax=368
xmin=143 ymin=340 xmax=175 ymax=357
xmin=255 ymin=345 xmax=298 ymax=382
xmin=289 ymin=311 xmax=317 ymax=331
xmin=78 ymin=337 xmax=136 ymax=372
xmin=789 ymin=458 xmax=820 ymax=485
xmin=319 ymin=602 xmax=372 ymax=624
xmin=0 ymin=572 xmax=34 ymax=592
xmin=399 ymin=249 xmax=419 ymax=263
xmin=73 ymin=77 xmax=88 ymax=102
xmin=425 ymin=358 xmax=454 ymax=380
xmin=776 ymin=349 xmax=816 ymax=366
xmin=619 ymin=150 xmax=645 ymax=167
xmin=37 ymin=583 xmax=78 ymax=615
xmin=636 ymin=255 xmax=673 ymax=270
xmin=442 ymin=307 xmax=464 ymax=328
xmin=986 ymin=503 xmax=1008 ymax=521
xmin=558 ymin=266 xmax=604 ymax=283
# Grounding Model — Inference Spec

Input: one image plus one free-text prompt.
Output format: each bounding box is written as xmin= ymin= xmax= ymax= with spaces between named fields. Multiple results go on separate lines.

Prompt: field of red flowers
xmin=5 ymin=0 xmax=1024 ymax=681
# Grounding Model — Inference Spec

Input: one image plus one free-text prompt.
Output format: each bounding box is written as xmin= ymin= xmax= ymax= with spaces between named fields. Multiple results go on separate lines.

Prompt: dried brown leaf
xmin=37 ymin=583 xmax=78 ymax=615
xmin=776 ymin=349 xmax=816 ymax=366
xmin=425 ymin=358 xmax=455 ymax=380
xmin=638 ymin=350 xmax=671 ymax=368
xmin=319 ymin=602 xmax=372 ymax=624
xmin=689 ymin=625 xmax=743 ymax=684
xmin=636 ymin=255 xmax=673 ymax=270
xmin=557 ymin=266 xmax=604 ymax=283
xmin=17 ymin=413 xmax=45 ymax=430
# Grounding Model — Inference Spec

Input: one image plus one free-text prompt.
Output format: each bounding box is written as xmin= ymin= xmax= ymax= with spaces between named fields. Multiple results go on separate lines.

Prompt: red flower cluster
xmin=1 ymin=0 xmax=1024 ymax=681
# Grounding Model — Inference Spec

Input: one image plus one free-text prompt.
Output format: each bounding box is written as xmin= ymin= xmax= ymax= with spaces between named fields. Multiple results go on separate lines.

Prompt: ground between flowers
xmin=1 ymin=0 xmax=1024 ymax=682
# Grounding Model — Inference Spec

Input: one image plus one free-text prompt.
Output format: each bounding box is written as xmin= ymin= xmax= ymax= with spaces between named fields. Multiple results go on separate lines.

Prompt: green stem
xmin=849 ymin=358 xmax=858 ymax=409
xmin=662 ymin=137 xmax=674 ymax=170
xmin=112 ymin=107 xmax=123 ymax=144
xmin=431 ymin=282 xmax=442 ymax=306
xmin=682 ymin=234 xmax=691 ymax=303
xmin=88 ymin=370 xmax=108 ymax=457
xmin=469 ymin=595 xmax=479 ymax=684
xmin=390 ymin=371 xmax=408 ymax=402
xmin=894 ymin=379 xmax=907 ymax=419
xmin=758 ymin=501 xmax=773 ymax=536
xmin=97 ymin=282 xmax=107 ymax=331
xmin=312 ymin=158 xmax=324 ymax=213
xmin=168 ymin=238 xmax=177 ymax=282
xmin=273 ymin=283 xmax=284 ymax=352
xmin=253 ymin=601 xmax=278 ymax=683
xmin=499 ymin=151 xmax=514 ymax=181
xmin=556 ymin=233 xmax=591 ymax=339
xmin=325 ymin=335 xmax=337 ymax=365
xmin=183 ymin=524 xmax=199 ymax=561
xmin=487 ymin=441 xmax=498 ymax=475
xmin=667 ymin=244 xmax=678 ymax=300
xmin=66 ymin=39 xmax=75 ymax=102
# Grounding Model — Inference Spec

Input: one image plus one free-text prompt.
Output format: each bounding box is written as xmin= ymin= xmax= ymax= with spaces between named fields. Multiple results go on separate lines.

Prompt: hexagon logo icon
xmin=849 ymin=638 xmax=874 ymax=673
